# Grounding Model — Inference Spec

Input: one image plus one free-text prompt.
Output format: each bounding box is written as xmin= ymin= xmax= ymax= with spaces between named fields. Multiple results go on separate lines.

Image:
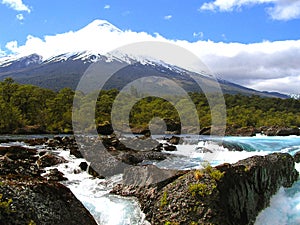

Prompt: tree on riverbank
xmin=0 ymin=78 xmax=300 ymax=134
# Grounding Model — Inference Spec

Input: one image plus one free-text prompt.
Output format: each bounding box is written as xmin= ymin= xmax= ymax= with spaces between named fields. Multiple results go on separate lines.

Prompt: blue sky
xmin=1 ymin=0 xmax=300 ymax=45
xmin=1 ymin=0 xmax=300 ymax=94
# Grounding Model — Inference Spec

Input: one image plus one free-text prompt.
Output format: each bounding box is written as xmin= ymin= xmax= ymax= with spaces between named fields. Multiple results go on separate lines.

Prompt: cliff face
xmin=216 ymin=153 xmax=298 ymax=225
xmin=112 ymin=153 xmax=299 ymax=225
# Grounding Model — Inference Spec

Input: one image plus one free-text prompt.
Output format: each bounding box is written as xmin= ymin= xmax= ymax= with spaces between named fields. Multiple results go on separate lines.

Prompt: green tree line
xmin=0 ymin=78 xmax=299 ymax=134
xmin=0 ymin=78 xmax=74 ymax=134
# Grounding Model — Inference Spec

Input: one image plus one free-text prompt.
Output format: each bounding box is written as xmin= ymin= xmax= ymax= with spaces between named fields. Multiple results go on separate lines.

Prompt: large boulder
xmin=36 ymin=153 xmax=68 ymax=168
xmin=112 ymin=153 xmax=298 ymax=225
xmin=0 ymin=176 xmax=97 ymax=225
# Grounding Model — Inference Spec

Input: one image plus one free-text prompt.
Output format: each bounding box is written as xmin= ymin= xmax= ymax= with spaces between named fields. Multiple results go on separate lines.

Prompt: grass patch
xmin=160 ymin=191 xmax=168 ymax=208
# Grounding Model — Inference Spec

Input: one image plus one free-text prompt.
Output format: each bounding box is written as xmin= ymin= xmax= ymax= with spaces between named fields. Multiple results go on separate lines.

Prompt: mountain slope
xmin=0 ymin=52 xmax=289 ymax=98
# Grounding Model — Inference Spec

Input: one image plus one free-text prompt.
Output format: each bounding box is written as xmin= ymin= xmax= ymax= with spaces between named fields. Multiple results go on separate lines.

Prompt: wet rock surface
xmin=36 ymin=153 xmax=68 ymax=168
xmin=0 ymin=176 xmax=97 ymax=225
xmin=294 ymin=151 xmax=300 ymax=163
xmin=112 ymin=153 xmax=299 ymax=225
xmin=76 ymin=135 xmax=170 ymax=178
xmin=0 ymin=144 xmax=97 ymax=225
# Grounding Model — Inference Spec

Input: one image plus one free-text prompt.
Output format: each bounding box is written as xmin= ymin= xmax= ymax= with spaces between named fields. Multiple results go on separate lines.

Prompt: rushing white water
xmin=2 ymin=135 xmax=300 ymax=224
xmin=254 ymin=163 xmax=300 ymax=225
xmin=44 ymin=149 xmax=149 ymax=225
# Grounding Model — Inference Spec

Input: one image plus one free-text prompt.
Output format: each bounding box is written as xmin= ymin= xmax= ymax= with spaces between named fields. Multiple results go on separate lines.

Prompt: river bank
xmin=1 ymin=134 xmax=300 ymax=224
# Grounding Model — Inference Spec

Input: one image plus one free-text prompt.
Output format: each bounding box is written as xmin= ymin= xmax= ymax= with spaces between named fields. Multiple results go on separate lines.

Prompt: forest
xmin=0 ymin=78 xmax=300 ymax=134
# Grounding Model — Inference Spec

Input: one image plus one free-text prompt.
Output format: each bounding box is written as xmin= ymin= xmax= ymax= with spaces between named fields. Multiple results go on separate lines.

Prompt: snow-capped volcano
xmin=3 ymin=19 xmax=157 ymax=61
xmin=0 ymin=20 xmax=290 ymax=98
xmin=0 ymin=48 xmax=289 ymax=99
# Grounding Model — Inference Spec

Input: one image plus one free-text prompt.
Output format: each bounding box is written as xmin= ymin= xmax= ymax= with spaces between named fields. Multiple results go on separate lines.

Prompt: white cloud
xmin=2 ymin=19 xmax=300 ymax=94
xmin=4 ymin=20 xmax=163 ymax=59
xmin=200 ymin=0 xmax=300 ymax=21
xmin=164 ymin=15 xmax=172 ymax=20
xmin=267 ymin=1 xmax=300 ymax=20
xmin=1 ymin=0 xmax=31 ymax=13
xmin=247 ymin=76 xmax=300 ymax=93
xmin=193 ymin=31 xmax=204 ymax=39
xmin=104 ymin=4 xmax=110 ymax=9
xmin=16 ymin=13 xmax=24 ymax=21
xmin=182 ymin=39 xmax=300 ymax=94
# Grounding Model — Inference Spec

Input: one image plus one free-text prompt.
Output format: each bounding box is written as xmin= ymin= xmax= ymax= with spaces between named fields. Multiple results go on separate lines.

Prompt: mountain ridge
xmin=0 ymin=51 xmax=289 ymax=98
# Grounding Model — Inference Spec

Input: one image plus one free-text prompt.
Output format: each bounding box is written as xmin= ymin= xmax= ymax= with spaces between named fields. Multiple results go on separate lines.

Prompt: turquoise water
xmin=162 ymin=135 xmax=300 ymax=225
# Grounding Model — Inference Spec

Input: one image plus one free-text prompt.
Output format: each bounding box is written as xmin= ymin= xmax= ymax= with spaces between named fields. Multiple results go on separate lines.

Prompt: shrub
xmin=0 ymin=193 xmax=13 ymax=215
xmin=194 ymin=170 xmax=204 ymax=180
xmin=189 ymin=183 xmax=213 ymax=197
xmin=209 ymin=169 xmax=224 ymax=181
xmin=160 ymin=191 xmax=168 ymax=208
xmin=28 ymin=220 xmax=36 ymax=225
xmin=202 ymin=162 xmax=224 ymax=181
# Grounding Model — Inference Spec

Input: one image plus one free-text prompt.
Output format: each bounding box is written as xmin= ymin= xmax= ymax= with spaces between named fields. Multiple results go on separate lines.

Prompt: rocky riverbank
xmin=112 ymin=153 xmax=299 ymax=225
xmin=0 ymin=143 xmax=97 ymax=225
xmin=1 ymin=134 xmax=300 ymax=225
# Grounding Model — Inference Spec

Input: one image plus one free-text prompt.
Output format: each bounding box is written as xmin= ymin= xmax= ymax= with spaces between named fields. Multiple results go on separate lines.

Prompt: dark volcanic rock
xmin=87 ymin=165 xmax=105 ymax=179
xmin=167 ymin=136 xmax=182 ymax=145
xmin=0 ymin=142 xmax=97 ymax=225
xmin=112 ymin=153 xmax=298 ymax=225
xmin=199 ymin=126 xmax=211 ymax=135
xmin=45 ymin=135 xmax=78 ymax=151
xmin=163 ymin=144 xmax=177 ymax=151
xmin=225 ymin=126 xmax=257 ymax=137
xmin=70 ymin=146 xmax=83 ymax=158
xmin=0 ymin=146 xmax=37 ymax=160
xmin=24 ymin=137 xmax=49 ymax=146
xmin=216 ymin=153 xmax=298 ymax=225
xmin=36 ymin=153 xmax=68 ymax=168
xmin=0 ymin=143 xmax=97 ymax=225
xmin=79 ymin=161 xmax=88 ymax=171
xmin=44 ymin=168 xmax=68 ymax=181
xmin=0 ymin=176 xmax=97 ymax=225
xmin=139 ymin=151 xmax=168 ymax=161
xmin=294 ymin=151 xmax=300 ymax=163
xmin=97 ymin=122 xmax=114 ymax=135
xmin=262 ymin=127 xmax=300 ymax=136
xmin=121 ymin=165 xmax=186 ymax=187
xmin=120 ymin=153 xmax=143 ymax=165
xmin=0 ymin=146 xmax=41 ymax=177
xmin=276 ymin=127 xmax=300 ymax=136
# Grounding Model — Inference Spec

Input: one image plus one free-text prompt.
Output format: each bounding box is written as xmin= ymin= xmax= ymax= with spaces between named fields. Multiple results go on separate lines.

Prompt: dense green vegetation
xmin=0 ymin=78 xmax=300 ymax=134
xmin=0 ymin=78 xmax=74 ymax=134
